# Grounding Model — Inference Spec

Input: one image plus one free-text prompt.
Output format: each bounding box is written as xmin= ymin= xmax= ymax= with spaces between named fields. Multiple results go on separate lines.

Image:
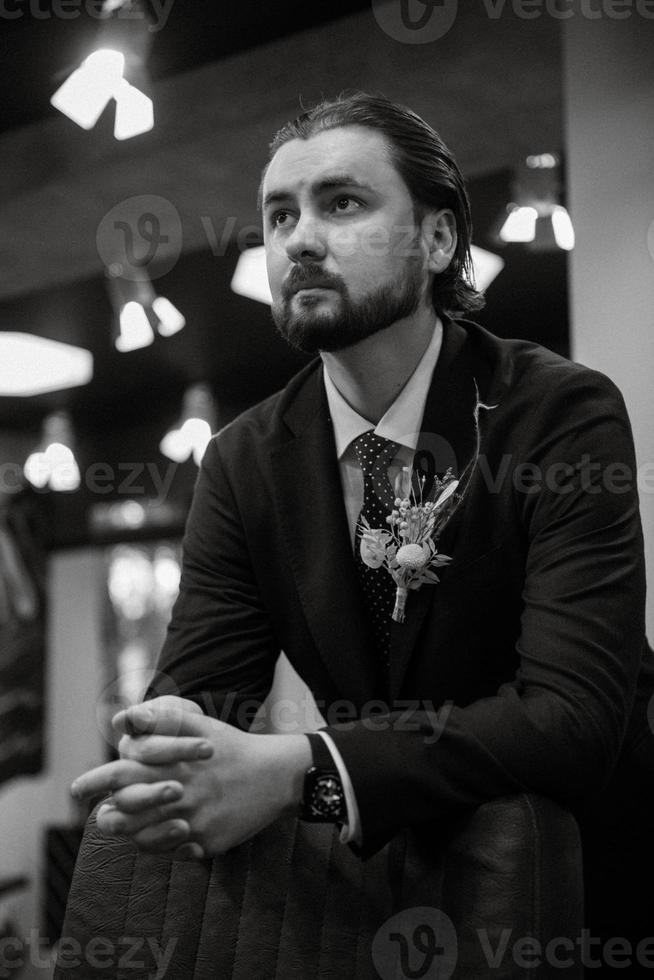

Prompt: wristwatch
xmin=299 ymin=733 xmax=347 ymax=823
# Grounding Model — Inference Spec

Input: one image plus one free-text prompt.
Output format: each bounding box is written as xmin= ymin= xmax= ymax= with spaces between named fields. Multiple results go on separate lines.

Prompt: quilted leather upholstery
xmin=55 ymin=793 xmax=583 ymax=979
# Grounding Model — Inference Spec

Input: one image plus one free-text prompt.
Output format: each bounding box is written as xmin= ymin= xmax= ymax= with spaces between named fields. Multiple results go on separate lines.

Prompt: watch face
xmin=308 ymin=773 xmax=345 ymax=819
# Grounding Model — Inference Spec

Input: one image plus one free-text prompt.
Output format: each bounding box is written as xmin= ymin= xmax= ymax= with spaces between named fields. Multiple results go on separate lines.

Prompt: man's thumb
xmin=113 ymin=696 xmax=207 ymax=736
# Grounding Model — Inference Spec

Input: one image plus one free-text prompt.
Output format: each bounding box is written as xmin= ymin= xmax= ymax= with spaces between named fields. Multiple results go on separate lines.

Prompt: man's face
xmin=261 ymin=126 xmax=434 ymax=354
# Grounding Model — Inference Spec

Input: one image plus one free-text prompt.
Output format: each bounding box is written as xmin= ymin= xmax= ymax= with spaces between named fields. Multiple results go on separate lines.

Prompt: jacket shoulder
xmin=210 ymin=357 xmax=323 ymax=455
xmin=461 ymin=320 xmax=627 ymax=409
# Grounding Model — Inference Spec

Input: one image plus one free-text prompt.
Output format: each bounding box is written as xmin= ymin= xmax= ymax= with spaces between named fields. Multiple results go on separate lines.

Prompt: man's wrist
xmin=264 ymin=734 xmax=313 ymax=812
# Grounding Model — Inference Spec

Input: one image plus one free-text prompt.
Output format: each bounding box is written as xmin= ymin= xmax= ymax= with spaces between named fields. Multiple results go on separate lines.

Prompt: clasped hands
xmin=71 ymin=696 xmax=312 ymax=861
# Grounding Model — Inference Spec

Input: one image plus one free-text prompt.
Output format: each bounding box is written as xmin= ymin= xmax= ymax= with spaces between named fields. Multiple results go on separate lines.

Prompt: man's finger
xmin=113 ymin=700 xmax=215 ymax=739
xmin=118 ymin=733 xmax=214 ymax=764
xmin=108 ymin=780 xmax=184 ymax=814
xmin=173 ymin=843 xmax=206 ymax=862
xmin=71 ymin=759 xmax=175 ymax=800
xmin=131 ymin=819 xmax=194 ymax=853
xmin=112 ymin=695 xmax=203 ymax=737
xmin=96 ymin=800 xmax=183 ymax=837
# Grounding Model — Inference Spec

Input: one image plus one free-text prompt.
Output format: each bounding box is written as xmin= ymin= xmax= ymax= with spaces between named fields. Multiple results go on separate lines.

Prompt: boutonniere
xmin=358 ymin=467 xmax=460 ymax=623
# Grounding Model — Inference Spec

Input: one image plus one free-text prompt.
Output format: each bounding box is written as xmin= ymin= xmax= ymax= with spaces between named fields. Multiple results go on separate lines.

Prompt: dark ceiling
xmin=0 ymin=2 xmax=568 ymax=546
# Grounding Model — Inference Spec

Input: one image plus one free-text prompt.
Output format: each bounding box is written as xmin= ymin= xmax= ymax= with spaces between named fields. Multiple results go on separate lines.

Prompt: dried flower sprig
xmin=359 ymin=467 xmax=459 ymax=623
xmin=358 ymin=382 xmax=497 ymax=625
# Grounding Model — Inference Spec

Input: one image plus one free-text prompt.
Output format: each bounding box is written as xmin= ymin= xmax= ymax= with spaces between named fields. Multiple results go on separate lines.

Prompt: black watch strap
xmin=306 ymin=732 xmax=338 ymax=770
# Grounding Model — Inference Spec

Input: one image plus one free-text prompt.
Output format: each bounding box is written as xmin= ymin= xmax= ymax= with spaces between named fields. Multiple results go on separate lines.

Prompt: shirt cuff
xmin=316 ymin=730 xmax=362 ymax=846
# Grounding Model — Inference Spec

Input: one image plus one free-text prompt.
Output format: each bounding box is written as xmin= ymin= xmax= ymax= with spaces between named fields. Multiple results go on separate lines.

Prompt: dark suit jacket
xmin=153 ymin=318 xmax=652 ymax=868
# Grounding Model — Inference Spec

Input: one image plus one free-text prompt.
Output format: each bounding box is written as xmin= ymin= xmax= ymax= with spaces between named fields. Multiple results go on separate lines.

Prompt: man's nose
xmin=285 ymin=214 xmax=327 ymax=263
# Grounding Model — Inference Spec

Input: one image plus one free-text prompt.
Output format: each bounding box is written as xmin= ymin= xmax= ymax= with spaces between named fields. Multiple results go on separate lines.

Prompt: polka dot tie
xmin=352 ymin=431 xmax=400 ymax=675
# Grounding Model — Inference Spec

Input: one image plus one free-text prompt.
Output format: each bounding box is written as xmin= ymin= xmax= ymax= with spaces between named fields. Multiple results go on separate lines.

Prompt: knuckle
xmin=134 ymin=739 xmax=155 ymax=762
xmin=110 ymin=763 xmax=130 ymax=789
xmin=134 ymin=832 xmax=167 ymax=853
xmin=152 ymin=805 xmax=173 ymax=824
xmin=107 ymin=773 xmax=122 ymax=792
xmin=129 ymin=705 xmax=155 ymax=734
xmin=160 ymin=800 xmax=183 ymax=820
xmin=108 ymin=761 xmax=137 ymax=791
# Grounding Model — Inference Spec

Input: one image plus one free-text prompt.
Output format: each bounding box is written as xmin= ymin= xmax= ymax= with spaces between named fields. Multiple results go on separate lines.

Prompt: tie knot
xmin=351 ymin=431 xmax=398 ymax=479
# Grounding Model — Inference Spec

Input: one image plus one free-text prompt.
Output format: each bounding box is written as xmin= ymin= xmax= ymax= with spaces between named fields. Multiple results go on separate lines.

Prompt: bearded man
xmin=66 ymin=93 xmax=653 ymax=973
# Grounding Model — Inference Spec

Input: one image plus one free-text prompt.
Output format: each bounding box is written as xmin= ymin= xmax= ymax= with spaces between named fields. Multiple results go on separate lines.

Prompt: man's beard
xmin=271 ymin=257 xmax=425 ymax=355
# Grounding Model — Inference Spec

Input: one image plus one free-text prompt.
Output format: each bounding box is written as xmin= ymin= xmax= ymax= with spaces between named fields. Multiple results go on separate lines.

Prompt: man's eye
xmin=333 ymin=197 xmax=360 ymax=213
xmin=272 ymin=211 xmax=289 ymax=227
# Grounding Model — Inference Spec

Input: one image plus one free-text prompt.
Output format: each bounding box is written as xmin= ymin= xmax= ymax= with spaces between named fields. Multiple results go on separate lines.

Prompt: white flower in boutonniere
xmin=359 ymin=466 xmax=460 ymax=624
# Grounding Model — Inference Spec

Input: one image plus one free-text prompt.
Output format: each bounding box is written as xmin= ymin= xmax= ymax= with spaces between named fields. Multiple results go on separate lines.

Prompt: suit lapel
xmin=388 ymin=319 xmax=492 ymax=696
xmin=270 ymin=320 xmax=507 ymax=703
xmin=270 ymin=367 xmax=382 ymax=703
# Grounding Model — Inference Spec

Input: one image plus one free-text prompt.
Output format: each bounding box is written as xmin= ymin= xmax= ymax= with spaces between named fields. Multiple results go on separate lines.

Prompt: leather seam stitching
xmin=271 ymin=821 xmax=297 ymax=980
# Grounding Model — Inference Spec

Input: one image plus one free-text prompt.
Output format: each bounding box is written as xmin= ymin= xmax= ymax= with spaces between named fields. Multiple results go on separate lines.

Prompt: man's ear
xmin=420 ymin=208 xmax=457 ymax=273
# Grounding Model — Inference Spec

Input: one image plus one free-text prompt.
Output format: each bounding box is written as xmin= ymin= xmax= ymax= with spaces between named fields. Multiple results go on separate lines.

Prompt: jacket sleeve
xmin=146 ymin=435 xmax=279 ymax=729
xmin=325 ymin=370 xmax=648 ymax=858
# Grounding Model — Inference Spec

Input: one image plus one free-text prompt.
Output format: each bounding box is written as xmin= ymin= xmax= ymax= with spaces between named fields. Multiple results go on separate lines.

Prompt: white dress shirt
xmin=315 ymin=320 xmax=444 ymax=843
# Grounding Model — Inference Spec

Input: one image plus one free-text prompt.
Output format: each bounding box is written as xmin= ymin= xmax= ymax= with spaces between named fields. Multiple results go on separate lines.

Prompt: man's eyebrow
xmin=262 ymin=175 xmax=374 ymax=210
xmin=313 ymin=175 xmax=374 ymax=194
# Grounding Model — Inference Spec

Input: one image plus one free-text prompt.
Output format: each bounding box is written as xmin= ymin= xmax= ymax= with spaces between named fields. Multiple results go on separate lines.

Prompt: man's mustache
xmin=281 ymin=265 xmax=346 ymax=301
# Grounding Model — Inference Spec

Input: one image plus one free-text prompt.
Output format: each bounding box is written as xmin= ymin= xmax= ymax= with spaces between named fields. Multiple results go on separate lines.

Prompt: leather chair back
xmin=55 ymin=793 xmax=583 ymax=979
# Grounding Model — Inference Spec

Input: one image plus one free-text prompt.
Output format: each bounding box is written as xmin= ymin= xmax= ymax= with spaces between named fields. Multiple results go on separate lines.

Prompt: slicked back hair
xmin=264 ymin=92 xmax=485 ymax=319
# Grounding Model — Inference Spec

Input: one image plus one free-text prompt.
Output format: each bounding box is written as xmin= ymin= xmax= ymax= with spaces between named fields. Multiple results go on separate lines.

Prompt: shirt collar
xmin=323 ymin=319 xmax=443 ymax=459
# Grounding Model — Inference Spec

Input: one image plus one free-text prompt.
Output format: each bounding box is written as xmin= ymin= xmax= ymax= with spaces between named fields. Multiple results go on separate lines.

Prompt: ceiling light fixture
xmin=50 ymin=49 xmax=126 ymax=131
xmin=50 ymin=0 xmax=154 ymax=140
xmin=231 ymin=247 xmax=273 ymax=305
xmin=497 ymin=154 xmax=574 ymax=251
xmin=112 ymin=77 xmax=154 ymax=141
xmin=151 ymin=296 xmax=187 ymax=337
xmin=107 ymin=274 xmax=186 ymax=352
xmin=159 ymin=384 xmax=217 ymax=467
xmin=469 ymin=245 xmax=506 ymax=292
xmin=23 ymin=412 xmax=81 ymax=493
xmin=0 ymin=333 xmax=93 ymax=397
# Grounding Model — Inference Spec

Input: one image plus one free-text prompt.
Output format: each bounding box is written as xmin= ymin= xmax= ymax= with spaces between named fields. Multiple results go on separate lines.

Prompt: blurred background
xmin=0 ymin=2 xmax=652 ymax=975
